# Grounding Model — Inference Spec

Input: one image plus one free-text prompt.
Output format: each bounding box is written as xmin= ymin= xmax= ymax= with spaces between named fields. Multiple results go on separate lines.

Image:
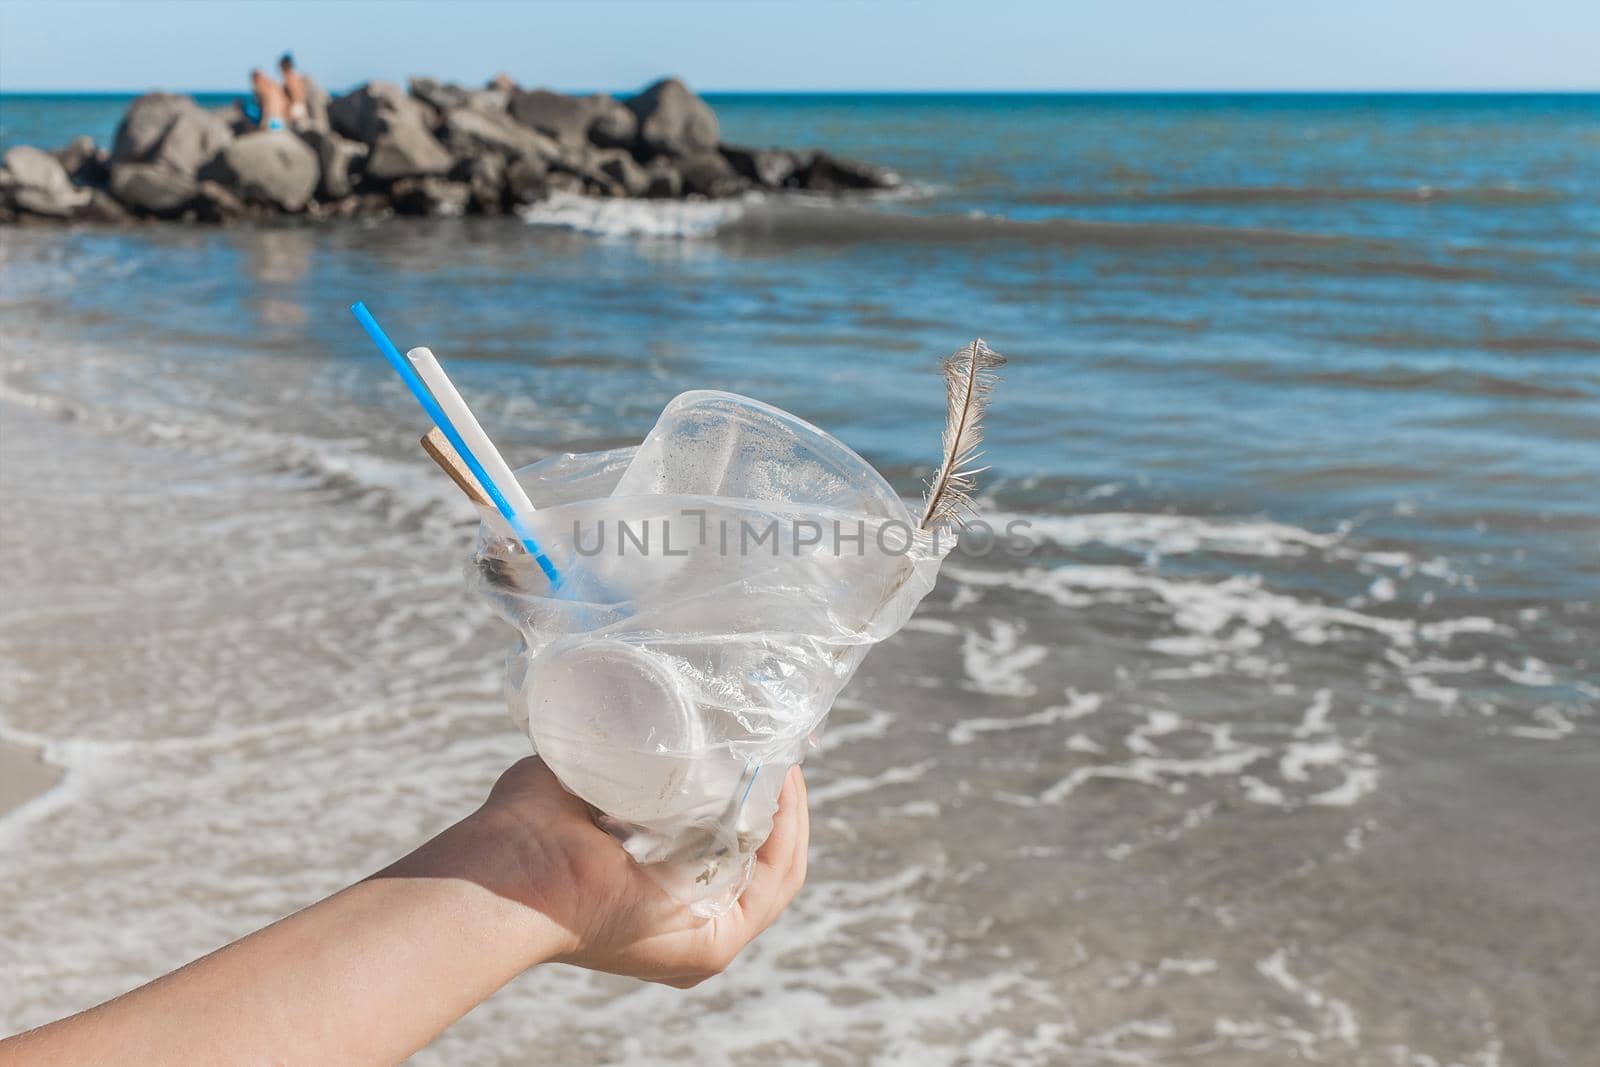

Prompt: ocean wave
xmin=519 ymin=191 xmax=755 ymax=238
xmin=1019 ymin=182 xmax=1561 ymax=207
xmin=992 ymin=510 xmax=1343 ymax=560
xmin=714 ymin=200 xmax=1357 ymax=250
xmin=514 ymin=190 xmax=1370 ymax=250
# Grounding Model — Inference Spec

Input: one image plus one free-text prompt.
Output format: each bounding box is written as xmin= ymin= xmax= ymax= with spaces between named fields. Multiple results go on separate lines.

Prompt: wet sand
xmin=0 ymin=741 xmax=59 ymax=816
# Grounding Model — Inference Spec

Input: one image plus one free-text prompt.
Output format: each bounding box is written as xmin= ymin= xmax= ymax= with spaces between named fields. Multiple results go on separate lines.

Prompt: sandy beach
xmin=0 ymin=741 xmax=59 ymax=816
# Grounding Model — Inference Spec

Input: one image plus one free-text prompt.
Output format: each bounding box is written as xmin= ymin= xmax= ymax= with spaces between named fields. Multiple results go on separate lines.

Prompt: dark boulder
xmin=594 ymin=148 xmax=649 ymax=197
xmin=643 ymin=157 xmax=683 ymax=199
xmin=504 ymin=157 xmax=551 ymax=206
xmin=441 ymin=106 xmax=559 ymax=164
xmin=328 ymin=80 xmax=425 ymax=144
xmin=156 ymin=108 xmax=235 ymax=175
xmin=390 ymin=176 xmax=470 ymax=216
xmin=111 ymin=94 xmax=233 ymax=175
xmin=201 ymin=130 xmax=319 ymax=211
xmin=625 ymin=78 xmax=719 ymax=158
xmin=54 ymin=135 xmax=111 ymax=189
xmin=507 ymin=89 xmax=593 ymax=147
xmin=408 ymin=77 xmax=470 ymax=113
xmin=720 ymin=144 xmax=805 ymax=189
xmin=677 ymin=151 xmax=748 ymax=198
xmin=797 ymin=152 xmax=900 ymax=192
xmin=218 ymin=100 xmax=257 ymax=136
xmin=80 ymin=187 xmax=131 ymax=223
xmin=587 ymin=95 xmax=638 ymax=148
xmin=192 ymin=179 xmax=247 ymax=223
xmin=544 ymin=170 xmax=586 ymax=196
xmin=507 ymin=90 xmax=633 ymax=149
xmin=297 ymin=74 xmax=333 ymax=132
xmin=111 ymin=93 xmax=191 ymax=162
xmin=297 ymin=129 xmax=367 ymax=200
xmin=545 ymin=150 xmax=601 ymax=193
xmin=327 ymin=191 xmax=394 ymax=218
xmin=366 ymin=115 xmax=452 ymax=182
xmin=459 ymin=153 xmax=507 ymax=214
xmin=466 ymin=87 xmax=511 ymax=114
xmin=3 ymin=146 xmax=91 ymax=217
xmin=109 ymin=163 xmax=196 ymax=217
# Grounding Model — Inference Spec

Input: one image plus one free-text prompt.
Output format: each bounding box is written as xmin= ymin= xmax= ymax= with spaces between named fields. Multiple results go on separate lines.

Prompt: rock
xmin=798 ymin=151 xmax=900 ymax=192
xmin=506 ymin=90 xmax=632 ymax=148
xmin=466 ymin=88 xmax=510 ymax=114
xmin=441 ymin=107 xmax=558 ymax=164
xmin=192 ymin=179 xmax=247 ymax=223
xmin=80 ymin=187 xmax=131 ymax=223
xmin=111 ymin=93 xmax=190 ymax=162
xmin=390 ymin=176 xmax=470 ymax=216
xmin=111 ymin=93 xmax=233 ymax=175
xmin=409 ymin=77 xmax=470 ymax=113
xmin=546 ymin=146 xmax=618 ymax=195
xmin=298 ymin=75 xmax=333 ymax=132
xmin=504 ymin=157 xmax=550 ymax=206
xmin=594 ymin=148 xmax=649 ymax=197
xmin=218 ymin=100 xmax=256 ymax=136
xmin=719 ymin=144 xmax=804 ymax=189
xmin=545 ymin=170 xmax=585 ymax=196
xmin=297 ymin=129 xmax=366 ymax=200
xmin=3 ymin=146 xmax=91 ymax=217
xmin=155 ymin=107 xmax=236 ymax=175
xmin=4 ymin=72 xmax=909 ymax=224
xmin=677 ymin=151 xmax=748 ymax=198
xmin=643 ymin=157 xmax=683 ymax=199
xmin=332 ymin=192 xmax=394 ymax=218
xmin=54 ymin=136 xmax=110 ymax=188
xmin=109 ymin=163 xmax=196 ymax=217
xmin=508 ymin=89 xmax=594 ymax=146
xmin=201 ymin=130 xmax=319 ymax=211
xmin=366 ymin=113 xmax=453 ymax=181
xmin=328 ymin=80 xmax=424 ymax=143
xmin=625 ymin=78 xmax=719 ymax=158
xmin=587 ymin=95 xmax=638 ymax=148
xmin=461 ymin=153 xmax=506 ymax=214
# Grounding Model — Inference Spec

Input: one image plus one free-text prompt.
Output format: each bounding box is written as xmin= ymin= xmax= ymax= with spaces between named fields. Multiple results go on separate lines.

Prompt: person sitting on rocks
xmin=279 ymin=53 xmax=308 ymax=127
xmin=251 ymin=68 xmax=288 ymax=131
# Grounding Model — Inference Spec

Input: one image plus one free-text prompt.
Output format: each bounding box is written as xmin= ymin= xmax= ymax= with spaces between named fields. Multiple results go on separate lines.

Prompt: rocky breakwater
xmin=0 ymin=76 xmax=899 ymax=224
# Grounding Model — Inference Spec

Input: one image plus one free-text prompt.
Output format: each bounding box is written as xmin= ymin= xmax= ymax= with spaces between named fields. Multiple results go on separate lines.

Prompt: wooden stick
xmin=421 ymin=426 xmax=490 ymax=507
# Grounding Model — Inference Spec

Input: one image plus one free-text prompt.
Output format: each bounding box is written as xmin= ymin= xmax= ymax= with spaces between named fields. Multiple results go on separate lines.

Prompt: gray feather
xmin=919 ymin=339 xmax=1006 ymax=530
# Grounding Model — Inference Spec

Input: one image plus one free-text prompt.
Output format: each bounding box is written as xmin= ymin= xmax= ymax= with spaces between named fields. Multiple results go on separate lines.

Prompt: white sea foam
xmin=520 ymin=191 xmax=753 ymax=239
xmin=959 ymin=619 xmax=1050 ymax=697
xmin=948 ymin=689 xmax=1103 ymax=745
xmin=992 ymin=509 xmax=1341 ymax=560
xmin=1256 ymin=949 xmax=1361 ymax=1048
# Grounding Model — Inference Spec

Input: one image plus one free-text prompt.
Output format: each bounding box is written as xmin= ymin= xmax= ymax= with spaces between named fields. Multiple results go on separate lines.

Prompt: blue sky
xmin=0 ymin=0 xmax=1595 ymax=93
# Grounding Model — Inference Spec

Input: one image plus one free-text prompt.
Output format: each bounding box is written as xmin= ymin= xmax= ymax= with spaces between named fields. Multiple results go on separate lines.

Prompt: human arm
xmin=2 ymin=758 xmax=809 ymax=1065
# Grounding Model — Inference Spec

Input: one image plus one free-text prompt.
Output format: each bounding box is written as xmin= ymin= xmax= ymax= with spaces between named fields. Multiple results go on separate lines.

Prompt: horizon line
xmin=2 ymin=85 xmax=1598 ymax=96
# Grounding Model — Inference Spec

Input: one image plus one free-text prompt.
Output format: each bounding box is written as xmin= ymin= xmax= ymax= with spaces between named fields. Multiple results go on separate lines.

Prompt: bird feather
xmin=919 ymin=339 xmax=1006 ymax=530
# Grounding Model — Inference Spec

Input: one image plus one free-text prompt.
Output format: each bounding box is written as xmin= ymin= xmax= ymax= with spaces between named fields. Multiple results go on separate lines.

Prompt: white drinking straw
xmin=407 ymin=345 xmax=547 ymax=550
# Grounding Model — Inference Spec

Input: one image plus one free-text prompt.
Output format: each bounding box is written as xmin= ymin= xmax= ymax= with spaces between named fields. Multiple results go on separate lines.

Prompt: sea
xmin=1 ymin=92 xmax=1597 ymax=1064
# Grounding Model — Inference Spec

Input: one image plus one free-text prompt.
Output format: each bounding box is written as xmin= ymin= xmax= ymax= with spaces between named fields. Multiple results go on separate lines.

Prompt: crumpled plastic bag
xmin=472 ymin=390 xmax=949 ymax=914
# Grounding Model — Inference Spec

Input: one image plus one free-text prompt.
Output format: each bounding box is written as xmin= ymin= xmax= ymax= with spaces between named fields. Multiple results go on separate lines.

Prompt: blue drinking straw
xmin=351 ymin=302 xmax=562 ymax=586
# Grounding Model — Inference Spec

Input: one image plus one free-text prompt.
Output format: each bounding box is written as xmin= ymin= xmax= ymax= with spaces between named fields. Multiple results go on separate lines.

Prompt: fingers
xmin=736 ymin=765 xmax=809 ymax=931
xmin=753 ymin=765 xmax=804 ymax=871
xmin=785 ymin=766 xmax=809 ymax=894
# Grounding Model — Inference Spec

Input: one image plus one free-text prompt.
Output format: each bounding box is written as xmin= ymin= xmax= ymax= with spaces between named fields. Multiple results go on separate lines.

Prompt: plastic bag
xmin=472 ymin=391 xmax=949 ymax=914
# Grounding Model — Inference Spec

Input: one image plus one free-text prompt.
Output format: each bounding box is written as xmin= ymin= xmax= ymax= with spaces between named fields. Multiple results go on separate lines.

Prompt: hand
xmin=470 ymin=757 xmax=810 ymax=987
